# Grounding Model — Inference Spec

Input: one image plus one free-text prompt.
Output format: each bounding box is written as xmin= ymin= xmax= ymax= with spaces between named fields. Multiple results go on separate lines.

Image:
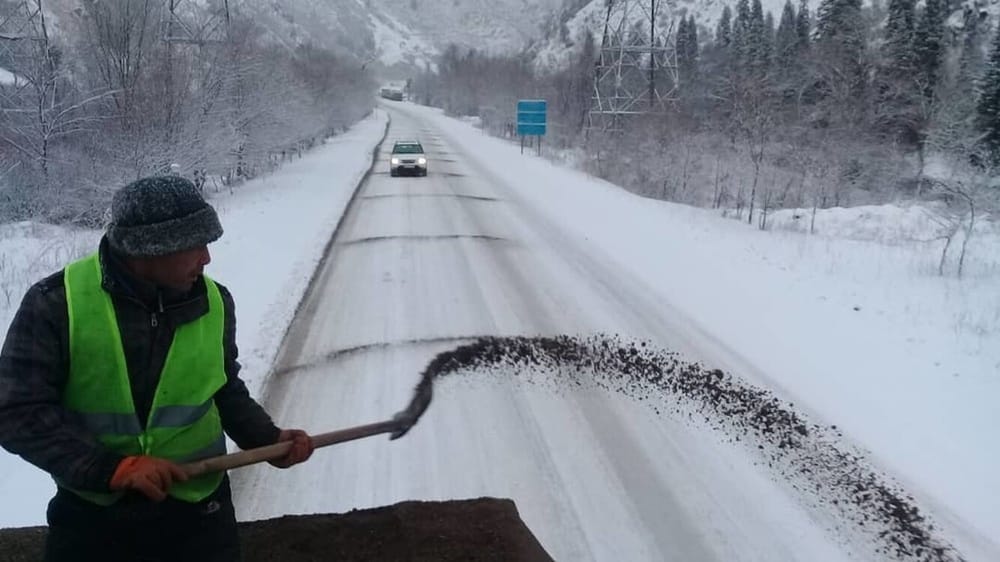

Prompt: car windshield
xmin=392 ymin=144 xmax=423 ymax=154
xmin=2 ymin=2 xmax=995 ymax=560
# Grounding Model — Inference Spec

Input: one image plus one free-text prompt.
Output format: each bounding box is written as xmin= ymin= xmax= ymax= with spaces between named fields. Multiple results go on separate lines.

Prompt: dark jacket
xmin=0 ymin=237 xmax=280 ymax=493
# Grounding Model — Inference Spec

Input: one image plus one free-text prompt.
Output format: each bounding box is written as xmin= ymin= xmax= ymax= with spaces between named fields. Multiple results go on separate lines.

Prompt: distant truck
xmin=380 ymin=86 xmax=404 ymax=101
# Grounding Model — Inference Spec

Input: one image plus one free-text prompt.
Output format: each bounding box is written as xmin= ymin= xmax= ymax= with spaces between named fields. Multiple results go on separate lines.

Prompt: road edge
xmin=259 ymin=110 xmax=391 ymax=405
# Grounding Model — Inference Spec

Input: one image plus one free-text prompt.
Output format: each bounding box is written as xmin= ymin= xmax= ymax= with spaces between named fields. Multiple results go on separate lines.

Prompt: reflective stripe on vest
xmin=60 ymin=253 xmax=226 ymax=505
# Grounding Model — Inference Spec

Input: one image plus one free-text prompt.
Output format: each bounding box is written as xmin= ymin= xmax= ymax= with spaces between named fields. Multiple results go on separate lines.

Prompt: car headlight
xmin=391 ymin=157 xmax=400 ymax=165
xmin=417 ymin=157 xmax=426 ymax=165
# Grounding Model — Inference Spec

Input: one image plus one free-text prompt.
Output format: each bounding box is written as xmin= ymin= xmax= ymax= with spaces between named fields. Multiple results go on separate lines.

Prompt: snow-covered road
xmin=232 ymin=106 xmax=852 ymax=561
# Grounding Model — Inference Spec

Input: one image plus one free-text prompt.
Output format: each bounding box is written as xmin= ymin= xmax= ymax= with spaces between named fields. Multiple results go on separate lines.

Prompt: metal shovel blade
xmin=389 ymin=372 xmax=433 ymax=439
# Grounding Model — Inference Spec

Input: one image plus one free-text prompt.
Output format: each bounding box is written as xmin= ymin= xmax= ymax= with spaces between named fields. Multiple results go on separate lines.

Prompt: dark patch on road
xmin=339 ymin=234 xmax=508 ymax=246
xmin=362 ymin=193 xmax=495 ymax=201
xmin=418 ymin=335 xmax=963 ymax=562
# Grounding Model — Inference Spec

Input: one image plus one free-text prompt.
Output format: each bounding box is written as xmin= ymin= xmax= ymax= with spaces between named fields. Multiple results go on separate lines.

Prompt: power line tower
xmin=0 ymin=0 xmax=45 ymax=80
xmin=158 ymin=0 xmax=231 ymax=142
xmin=588 ymin=0 xmax=677 ymax=133
xmin=162 ymin=0 xmax=230 ymax=45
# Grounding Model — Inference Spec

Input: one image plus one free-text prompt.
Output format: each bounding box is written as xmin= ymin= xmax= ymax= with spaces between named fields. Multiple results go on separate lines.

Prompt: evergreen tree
xmin=927 ymin=12 xmax=981 ymax=165
xmin=764 ymin=11 xmax=776 ymax=66
xmin=795 ymin=0 xmax=811 ymax=52
xmin=816 ymin=0 xmax=863 ymax=43
xmin=717 ymin=5 xmax=733 ymax=48
xmin=913 ymin=0 xmax=944 ymax=98
xmin=815 ymin=0 xmax=865 ymax=73
xmin=749 ymin=0 xmax=767 ymax=71
xmin=877 ymin=0 xmax=921 ymax=147
xmin=814 ymin=0 xmax=867 ymax=119
xmin=959 ymin=8 xmax=987 ymax=89
xmin=733 ymin=0 xmax=752 ymax=65
xmin=775 ymin=0 xmax=799 ymax=69
xmin=677 ymin=17 xmax=691 ymax=78
xmin=678 ymin=16 xmax=700 ymax=85
xmin=884 ymin=0 xmax=915 ymax=70
xmin=976 ymin=27 xmax=1000 ymax=161
xmin=687 ymin=15 xmax=700 ymax=76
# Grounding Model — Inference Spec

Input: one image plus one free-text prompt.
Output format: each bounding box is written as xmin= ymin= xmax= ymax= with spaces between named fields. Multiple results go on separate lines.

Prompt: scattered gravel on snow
xmin=421 ymin=335 xmax=963 ymax=562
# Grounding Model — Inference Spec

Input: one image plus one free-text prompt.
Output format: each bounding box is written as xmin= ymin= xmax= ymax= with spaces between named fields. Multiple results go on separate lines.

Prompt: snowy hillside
xmin=235 ymin=0 xmax=563 ymax=69
xmin=533 ymin=0 xmax=1000 ymax=70
xmin=18 ymin=0 xmax=1000 ymax=73
xmin=13 ymin=0 xmax=560 ymax=71
xmin=370 ymin=0 xmax=562 ymax=57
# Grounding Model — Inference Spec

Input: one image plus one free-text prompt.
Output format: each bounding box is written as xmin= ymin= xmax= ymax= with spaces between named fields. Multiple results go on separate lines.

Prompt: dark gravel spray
xmin=419 ymin=335 xmax=962 ymax=562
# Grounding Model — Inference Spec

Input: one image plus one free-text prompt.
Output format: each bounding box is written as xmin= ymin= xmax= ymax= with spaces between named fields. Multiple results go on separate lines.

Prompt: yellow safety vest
xmin=60 ymin=253 xmax=226 ymax=505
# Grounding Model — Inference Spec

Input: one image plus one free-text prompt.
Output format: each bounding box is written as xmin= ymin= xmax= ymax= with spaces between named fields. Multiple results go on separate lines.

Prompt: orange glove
xmin=268 ymin=429 xmax=314 ymax=469
xmin=109 ymin=455 xmax=188 ymax=502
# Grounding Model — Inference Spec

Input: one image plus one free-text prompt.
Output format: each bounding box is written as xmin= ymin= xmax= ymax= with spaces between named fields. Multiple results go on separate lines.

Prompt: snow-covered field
xmin=0 ymin=101 xmax=996 ymax=559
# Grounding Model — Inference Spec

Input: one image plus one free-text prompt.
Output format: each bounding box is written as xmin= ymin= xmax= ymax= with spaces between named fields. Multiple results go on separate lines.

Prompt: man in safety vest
xmin=0 ymin=176 xmax=314 ymax=561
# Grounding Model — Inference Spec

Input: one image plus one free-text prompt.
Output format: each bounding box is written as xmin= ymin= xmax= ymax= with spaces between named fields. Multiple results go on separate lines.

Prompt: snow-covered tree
xmin=912 ymin=0 xmax=944 ymax=99
xmin=733 ymin=0 xmax=752 ymax=66
xmin=678 ymin=16 xmax=700 ymax=84
xmin=748 ymin=0 xmax=768 ymax=72
xmin=717 ymin=6 xmax=733 ymax=48
xmin=976 ymin=26 xmax=1000 ymax=162
xmin=775 ymin=0 xmax=798 ymax=71
xmin=795 ymin=0 xmax=811 ymax=53
xmin=764 ymin=11 xmax=776 ymax=68
xmin=884 ymin=0 xmax=915 ymax=71
xmin=815 ymin=0 xmax=863 ymax=44
xmin=813 ymin=0 xmax=867 ymax=116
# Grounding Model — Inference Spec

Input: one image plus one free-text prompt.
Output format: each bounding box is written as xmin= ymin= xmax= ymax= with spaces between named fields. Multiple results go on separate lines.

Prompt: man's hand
xmin=109 ymin=455 xmax=189 ymax=502
xmin=268 ymin=429 xmax=314 ymax=469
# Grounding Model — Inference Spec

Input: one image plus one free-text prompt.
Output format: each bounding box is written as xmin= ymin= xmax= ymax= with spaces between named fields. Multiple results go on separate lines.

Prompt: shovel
xmin=181 ymin=371 xmax=433 ymax=478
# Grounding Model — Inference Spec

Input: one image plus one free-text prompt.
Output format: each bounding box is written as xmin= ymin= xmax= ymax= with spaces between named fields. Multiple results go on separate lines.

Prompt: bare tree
xmin=0 ymin=0 xmax=117 ymax=221
xmin=729 ymin=73 xmax=773 ymax=225
xmin=78 ymin=0 xmax=160 ymax=126
xmin=925 ymin=162 xmax=997 ymax=278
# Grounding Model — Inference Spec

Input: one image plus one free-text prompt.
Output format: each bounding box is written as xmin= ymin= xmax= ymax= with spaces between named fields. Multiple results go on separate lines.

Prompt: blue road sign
xmin=518 ymin=111 xmax=547 ymax=124
xmin=517 ymin=100 xmax=547 ymax=113
xmin=517 ymin=99 xmax=547 ymax=136
xmin=517 ymin=124 xmax=547 ymax=135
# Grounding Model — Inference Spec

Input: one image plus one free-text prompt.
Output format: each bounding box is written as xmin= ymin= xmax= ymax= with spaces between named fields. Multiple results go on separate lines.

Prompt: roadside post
xmin=517 ymin=99 xmax=546 ymax=156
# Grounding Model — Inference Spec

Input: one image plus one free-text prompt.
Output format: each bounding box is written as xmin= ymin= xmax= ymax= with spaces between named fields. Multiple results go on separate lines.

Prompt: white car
xmin=389 ymin=141 xmax=427 ymax=177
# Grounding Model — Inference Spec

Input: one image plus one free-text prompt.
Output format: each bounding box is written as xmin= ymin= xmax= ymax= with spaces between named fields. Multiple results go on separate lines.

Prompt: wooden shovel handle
xmin=181 ymin=419 xmax=401 ymax=478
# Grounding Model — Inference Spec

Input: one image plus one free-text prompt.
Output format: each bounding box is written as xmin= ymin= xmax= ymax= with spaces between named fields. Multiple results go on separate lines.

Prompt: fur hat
xmin=107 ymin=176 xmax=223 ymax=258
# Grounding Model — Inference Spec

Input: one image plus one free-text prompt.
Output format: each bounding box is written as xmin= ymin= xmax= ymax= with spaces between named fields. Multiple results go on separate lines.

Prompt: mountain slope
xmin=244 ymin=0 xmax=563 ymax=69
